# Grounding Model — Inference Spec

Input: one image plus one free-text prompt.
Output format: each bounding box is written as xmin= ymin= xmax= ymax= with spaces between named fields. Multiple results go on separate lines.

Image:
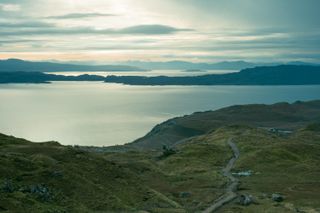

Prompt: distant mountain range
xmin=105 ymin=65 xmax=320 ymax=85
xmin=1 ymin=64 xmax=320 ymax=85
xmin=1 ymin=58 xmax=319 ymax=73
xmin=121 ymin=60 xmax=319 ymax=70
xmin=0 ymin=59 xmax=144 ymax=72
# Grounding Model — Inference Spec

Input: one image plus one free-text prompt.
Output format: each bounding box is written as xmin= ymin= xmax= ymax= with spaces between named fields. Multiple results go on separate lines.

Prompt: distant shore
xmin=1 ymin=65 xmax=320 ymax=85
xmin=105 ymin=65 xmax=320 ymax=85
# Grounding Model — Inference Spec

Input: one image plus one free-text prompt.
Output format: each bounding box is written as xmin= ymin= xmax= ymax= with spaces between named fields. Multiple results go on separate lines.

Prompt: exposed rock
xmin=179 ymin=192 xmax=191 ymax=198
xmin=29 ymin=184 xmax=52 ymax=201
xmin=272 ymin=193 xmax=284 ymax=202
xmin=1 ymin=179 xmax=14 ymax=193
xmin=239 ymin=194 xmax=253 ymax=206
xmin=51 ymin=171 xmax=63 ymax=178
xmin=159 ymin=145 xmax=176 ymax=158
xmin=232 ymin=170 xmax=252 ymax=177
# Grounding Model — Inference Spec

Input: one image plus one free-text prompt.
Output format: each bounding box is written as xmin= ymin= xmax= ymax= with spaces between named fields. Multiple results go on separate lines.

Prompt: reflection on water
xmin=0 ymin=81 xmax=319 ymax=146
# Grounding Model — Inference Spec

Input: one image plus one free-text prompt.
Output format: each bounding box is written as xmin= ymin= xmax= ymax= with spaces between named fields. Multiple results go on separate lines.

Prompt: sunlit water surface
xmin=0 ymin=81 xmax=319 ymax=146
xmin=47 ymin=69 xmax=237 ymax=77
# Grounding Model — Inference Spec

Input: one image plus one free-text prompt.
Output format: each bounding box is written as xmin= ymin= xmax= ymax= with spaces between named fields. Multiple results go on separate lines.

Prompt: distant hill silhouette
xmin=1 ymin=58 xmax=318 ymax=72
xmin=121 ymin=60 xmax=319 ymax=70
xmin=105 ymin=65 xmax=320 ymax=85
xmin=2 ymin=65 xmax=320 ymax=85
xmin=122 ymin=60 xmax=260 ymax=70
xmin=0 ymin=72 xmax=105 ymax=83
xmin=0 ymin=59 xmax=144 ymax=72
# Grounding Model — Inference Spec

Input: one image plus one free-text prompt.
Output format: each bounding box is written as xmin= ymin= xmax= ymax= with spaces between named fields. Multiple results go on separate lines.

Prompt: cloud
xmin=0 ymin=0 xmax=319 ymax=63
xmin=0 ymin=24 xmax=192 ymax=36
xmin=0 ymin=3 xmax=20 ymax=11
xmin=46 ymin=12 xmax=115 ymax=19
xmin=0 ymin=39 xmax=45 ymax=44
xmin=116 ymin=25 xmax=192 ymax=34
xmin=0 ymin=21 xmax=55 ymax=28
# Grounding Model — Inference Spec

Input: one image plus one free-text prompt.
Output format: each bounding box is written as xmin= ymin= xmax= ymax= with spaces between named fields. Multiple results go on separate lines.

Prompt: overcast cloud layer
xmin=0 ymin=0 xmax=319 ymax=63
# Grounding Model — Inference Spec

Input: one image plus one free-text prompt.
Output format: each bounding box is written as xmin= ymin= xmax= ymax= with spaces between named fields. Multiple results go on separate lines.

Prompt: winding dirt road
xmin=202 ymin=138 xmax=240 ymax=213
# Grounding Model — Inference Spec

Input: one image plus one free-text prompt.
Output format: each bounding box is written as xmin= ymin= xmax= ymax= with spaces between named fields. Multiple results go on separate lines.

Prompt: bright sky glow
xmin=0 ymin=0 xmax=319 ymax=63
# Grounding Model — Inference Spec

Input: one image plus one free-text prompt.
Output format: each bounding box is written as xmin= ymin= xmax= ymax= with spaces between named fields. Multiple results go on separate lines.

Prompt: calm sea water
xmin=46 ymin=69 xmax=237 ymax=77
xmin=0 ymin=81 xmax=319 ymax=146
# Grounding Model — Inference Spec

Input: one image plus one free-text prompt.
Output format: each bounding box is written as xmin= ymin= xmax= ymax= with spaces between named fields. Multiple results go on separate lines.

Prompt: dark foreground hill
xmin=0 ymin=133 xmax=183 ymax=212
xmin=1 ymin=125 xmax=320 ymax=212
xmin=0 ymin=58 xmax=144 ymax=72
xmin=105 ymin=65 xmax=320 ymax=85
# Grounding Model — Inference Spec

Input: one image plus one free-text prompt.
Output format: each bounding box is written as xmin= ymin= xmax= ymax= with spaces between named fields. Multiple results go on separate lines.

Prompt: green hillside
xmin=0 ymin=133 xmax=185 ymax=213
xmin=130 ymin=100 xmax=320 ymax=150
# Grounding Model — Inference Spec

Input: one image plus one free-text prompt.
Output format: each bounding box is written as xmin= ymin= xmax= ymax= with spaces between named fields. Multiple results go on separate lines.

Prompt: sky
xmin=0 ymin=0 xmax=320 ymax=63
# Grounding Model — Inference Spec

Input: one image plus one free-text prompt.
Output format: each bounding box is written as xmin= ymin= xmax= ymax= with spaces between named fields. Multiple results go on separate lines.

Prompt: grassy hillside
xmin=0 ymin=134 xmax=187 ymax=213
xmin=215 ymin=126 xmax=320 ymax=213
xmin=1 ymin=126 xmax=320 ymax=212
xmin=104 ymin=129 xmax=240 ymax=212
xmin=130 ymin=100 xmax=320 ymax=150
xmin=0 ymin=132 xmax=235 ymax=212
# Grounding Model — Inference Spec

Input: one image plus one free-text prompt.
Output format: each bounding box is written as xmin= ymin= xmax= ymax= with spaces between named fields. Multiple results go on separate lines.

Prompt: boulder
xmin=239 ymin=194 xmax=253 ymax=206
xmin=272 ymin=193 xmax=284 ymax=202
